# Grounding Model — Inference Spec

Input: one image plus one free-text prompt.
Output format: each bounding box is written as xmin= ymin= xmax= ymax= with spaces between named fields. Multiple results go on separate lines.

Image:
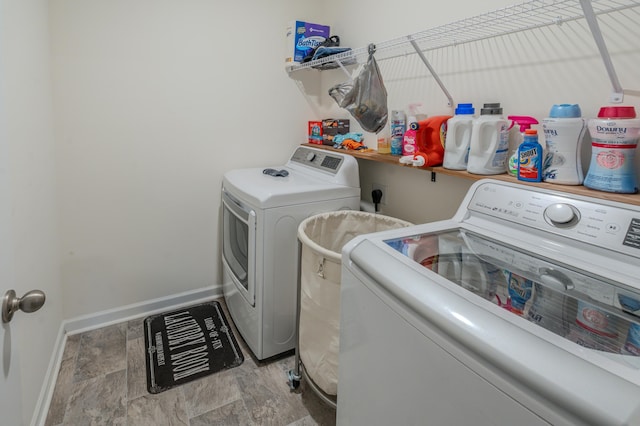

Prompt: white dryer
xmin=221 ymin=146 xmax=360 ymax=360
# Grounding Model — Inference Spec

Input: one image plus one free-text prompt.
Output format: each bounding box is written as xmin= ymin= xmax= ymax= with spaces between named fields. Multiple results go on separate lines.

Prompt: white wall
xmin=48 ymin=0 xmax=640 ymax=317
xmin=0 ymin=0 xmax=63 ymax=422
xmin=50 ymin=0 xmax=321 ymax=318
xmin=0 ymin=0 xmax=633 ymax=418
xmin=317 ymin=0 xmax=640 ymax=223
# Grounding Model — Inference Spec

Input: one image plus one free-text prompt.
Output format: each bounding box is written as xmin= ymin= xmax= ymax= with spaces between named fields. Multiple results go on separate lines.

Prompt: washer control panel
xmin=543 ymin=203 xmax=581 ymax=227
xmin=467 ymin=181 xmax=640 ymax=258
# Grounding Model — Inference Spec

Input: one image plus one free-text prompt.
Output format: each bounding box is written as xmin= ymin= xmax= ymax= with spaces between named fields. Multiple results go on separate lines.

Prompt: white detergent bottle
xmin=443 ymin=103 xmax=475 ymax=170
xmin=542 ymin=104 xmax=587 ymax=185
xmin=467 ymin=103 xmax=510 ymax=175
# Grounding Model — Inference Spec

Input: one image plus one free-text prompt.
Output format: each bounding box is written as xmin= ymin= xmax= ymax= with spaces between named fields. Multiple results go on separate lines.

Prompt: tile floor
xmin=44 ymin=298 xmax=336 ymax=426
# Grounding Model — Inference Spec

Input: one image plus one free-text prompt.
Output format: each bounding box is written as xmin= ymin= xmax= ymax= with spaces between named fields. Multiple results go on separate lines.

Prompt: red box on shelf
xmin=308 ymin=121 xmax=323 ymax=144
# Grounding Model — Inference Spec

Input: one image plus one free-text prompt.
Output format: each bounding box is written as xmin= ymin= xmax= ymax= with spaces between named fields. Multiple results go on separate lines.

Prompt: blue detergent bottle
xmin=517 ymin=129 xmax=543 ymax=182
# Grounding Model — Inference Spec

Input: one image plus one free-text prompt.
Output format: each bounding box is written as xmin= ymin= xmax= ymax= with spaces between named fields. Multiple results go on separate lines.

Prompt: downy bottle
xmin=467 ymin=103 xmax=510 ymax=175
xmin=584 ymin=106 xmax=640 ymax=193
xmin=542 ymin=104 xmax=587 ymax=185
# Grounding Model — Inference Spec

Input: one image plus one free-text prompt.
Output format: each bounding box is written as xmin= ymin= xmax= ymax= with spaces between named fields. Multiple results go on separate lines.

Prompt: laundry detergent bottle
xmin=443 ymin=103 xmax=475 ymax=170
xmin=542 ymin=104 xmax=587 ymax=185
xmin=415 ymin=114 xmax=453 ymax=167
xmin=584 ymin=106 xmax=640 ymax=193
xmin=467 ymin=103 xmax=510 ymax=175
xmin=517 ymin=129 xmax=543 ymax=182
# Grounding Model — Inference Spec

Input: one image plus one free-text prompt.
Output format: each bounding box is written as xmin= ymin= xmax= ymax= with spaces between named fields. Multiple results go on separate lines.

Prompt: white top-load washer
xmin=221 ymin=146 xmax=360 ymax=360
xmin=338 ymin=179 xmax=640 ymax=426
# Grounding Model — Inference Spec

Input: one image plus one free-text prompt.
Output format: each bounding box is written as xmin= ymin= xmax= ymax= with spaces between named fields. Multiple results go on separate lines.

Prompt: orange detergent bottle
xmin=416 ymin=115 xmax=453 ymax=166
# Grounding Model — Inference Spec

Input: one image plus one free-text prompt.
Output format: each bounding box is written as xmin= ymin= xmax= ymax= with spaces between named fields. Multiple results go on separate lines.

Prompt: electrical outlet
xmin=371 ymin=183 xmax=386 ymax=205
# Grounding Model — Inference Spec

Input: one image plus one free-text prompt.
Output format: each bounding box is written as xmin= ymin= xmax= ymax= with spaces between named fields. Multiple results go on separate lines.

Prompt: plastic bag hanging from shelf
xmin=328 ymin=44 xmax=388 ymax=134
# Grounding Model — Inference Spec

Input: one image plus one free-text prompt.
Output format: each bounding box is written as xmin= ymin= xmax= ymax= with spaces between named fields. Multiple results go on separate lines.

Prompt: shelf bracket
xmin=579 ymin=0 xmax=624 ymax=103
xmin=335 ymin=59 xmax=353 ymax=80
xmin=408 ymin=36 xmax=454 ymax=108
xmin=431 ymin=171 xmax=436 ymax=182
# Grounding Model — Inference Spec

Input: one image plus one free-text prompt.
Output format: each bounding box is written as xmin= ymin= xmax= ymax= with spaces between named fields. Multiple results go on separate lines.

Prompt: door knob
xmin=2 ymin=289 xmax=46 ymax=323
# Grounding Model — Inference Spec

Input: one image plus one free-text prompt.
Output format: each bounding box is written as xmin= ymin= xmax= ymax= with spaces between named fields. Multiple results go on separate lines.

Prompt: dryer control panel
xmin=289 ymin=147 xmax=344 ymax=174
xmin=287 ymin=146 xmax=360 ymax=188
xmin=466 ymin=181 xmax=640 ymax=259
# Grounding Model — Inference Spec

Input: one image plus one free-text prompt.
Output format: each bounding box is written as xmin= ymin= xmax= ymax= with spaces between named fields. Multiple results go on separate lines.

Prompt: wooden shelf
xmin=303 ymin=144 xmax=640 ymax=207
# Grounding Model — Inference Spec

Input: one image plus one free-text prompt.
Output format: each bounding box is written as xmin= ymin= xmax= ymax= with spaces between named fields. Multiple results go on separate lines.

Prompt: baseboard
xmin=31 ymin=322 xmax=67 ymax=426
xmin=64 ymin=285 xmax=222 ymax=335
xmin=31 ymin=285 xmax=222 ymax=425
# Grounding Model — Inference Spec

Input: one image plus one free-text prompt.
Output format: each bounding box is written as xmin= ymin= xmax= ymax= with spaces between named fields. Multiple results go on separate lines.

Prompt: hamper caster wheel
xmin=287 ymin=369 xmax=301 ymax=391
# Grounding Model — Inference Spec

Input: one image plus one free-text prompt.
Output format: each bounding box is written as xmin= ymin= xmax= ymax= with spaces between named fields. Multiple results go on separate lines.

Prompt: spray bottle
xmin=507 ymin=116 xmax=539 ymax=176
xmin=390 ymin=110 xmax=406 ymax=156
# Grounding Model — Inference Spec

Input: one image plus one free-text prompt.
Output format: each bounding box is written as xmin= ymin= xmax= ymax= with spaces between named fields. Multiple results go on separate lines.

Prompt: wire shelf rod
xmin=287 ymin=0 xmax=640 ymax=73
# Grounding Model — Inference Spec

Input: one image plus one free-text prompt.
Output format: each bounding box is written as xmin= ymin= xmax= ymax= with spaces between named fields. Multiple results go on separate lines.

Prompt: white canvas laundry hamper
xmin=287 ymin=210 xmax=412 ymax=405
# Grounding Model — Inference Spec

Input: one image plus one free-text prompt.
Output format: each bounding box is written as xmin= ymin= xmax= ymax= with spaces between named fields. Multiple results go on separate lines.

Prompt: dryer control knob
xmin=544 ymin=203 xmax=578 ymax=226
xmin=306 ymin=152 xmax=316 ymax=162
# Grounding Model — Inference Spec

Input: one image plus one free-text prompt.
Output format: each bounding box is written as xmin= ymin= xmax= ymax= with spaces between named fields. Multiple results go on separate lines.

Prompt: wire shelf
xmin=286 ymin=0 xmax=640 ymax=73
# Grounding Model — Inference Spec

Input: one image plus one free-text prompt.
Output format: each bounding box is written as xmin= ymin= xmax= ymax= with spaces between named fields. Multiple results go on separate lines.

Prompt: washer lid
xmin=223 ymin=167 xmax=360 ymax=209
xmin=345 ymin=232 xmax=640 ymax=426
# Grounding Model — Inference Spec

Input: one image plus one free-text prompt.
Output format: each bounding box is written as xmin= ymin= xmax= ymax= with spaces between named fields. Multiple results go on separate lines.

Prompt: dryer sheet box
xmin=285 ymin=21 xmax=330 ymax=66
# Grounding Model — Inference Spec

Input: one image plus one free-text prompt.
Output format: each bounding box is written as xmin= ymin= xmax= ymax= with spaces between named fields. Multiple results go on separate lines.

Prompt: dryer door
xmin=222 ymin=190 xmax=256 ymax=306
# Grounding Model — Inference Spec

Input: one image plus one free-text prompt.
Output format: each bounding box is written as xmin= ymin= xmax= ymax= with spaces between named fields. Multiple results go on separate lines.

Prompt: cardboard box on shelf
xmin=308 ymin=121 xmax=323 ymax=144
xmin=285 ymin=21 xmax=330 ymax=66
xmin=322 ymin=119 xmax=350 ymax=145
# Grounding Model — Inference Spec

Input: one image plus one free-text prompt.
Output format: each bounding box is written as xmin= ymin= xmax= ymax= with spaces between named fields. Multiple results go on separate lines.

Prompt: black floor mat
xmin=143 ymin=301 xmax=244 ymax=394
